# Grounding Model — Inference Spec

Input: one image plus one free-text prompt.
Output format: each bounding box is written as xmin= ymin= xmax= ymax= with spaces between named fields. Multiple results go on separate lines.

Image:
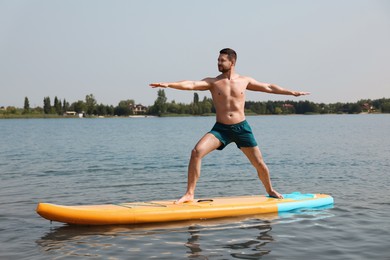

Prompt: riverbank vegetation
xmin=1 ymin=90 xmax=390 ymax=118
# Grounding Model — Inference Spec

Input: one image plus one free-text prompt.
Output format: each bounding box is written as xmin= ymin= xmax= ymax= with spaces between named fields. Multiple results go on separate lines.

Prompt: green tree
xmin=193 ymin=93 xmax=199 ymax=104
xmin=247 ymin=101 xmax=267 ymax=114
xmin=381 ymin=101 xmax=390 ymax=113
xmin=62 ymin=99 xmax=70 ymax=112
xmin=201 ymin=96 xmax=213 ymax=114
xmin=106 ymin=105 xmax=115 ymax=116
xmin=43 ymin=97 xmax=51 ymax=114
xmin=95 ymin=103 xmax=107 ymax=115
xmin=6 ymin=106 xmax=17 ymax=114
xmin=85 ymin=94 xmax=97 ymax=115
xmin=274 ymin=107 xmax=283 ymax=115
xmin=167 ymin=100 xmax=180 ymax=114
xmin=348 ymin=103 xmax=362 ymax=114
xmin=71 ymin=100 xmax=85 ymax=113
xmin=318 ymin=103 xmax=329 ymax=114
xmin=54 ymin=96 xmax=62 ymax=115
xmin=23 ymin=97 xmax=30 ymax=114
xmin=266 ymin=101 xmax=275 ymax=114
xmin=151 ymin=89 xmax=167 ymax=116
xmin=295 ymin=101 xmax=320 ymax=114
xmin=114 ymin=99 xmax=134 ymax=116
xmin=191 ymin=92 xmax=200 ymax=115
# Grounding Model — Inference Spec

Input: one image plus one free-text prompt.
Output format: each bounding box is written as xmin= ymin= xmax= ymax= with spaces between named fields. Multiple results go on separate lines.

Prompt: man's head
xmin=218 ymin=48 xmax=237 ymax=73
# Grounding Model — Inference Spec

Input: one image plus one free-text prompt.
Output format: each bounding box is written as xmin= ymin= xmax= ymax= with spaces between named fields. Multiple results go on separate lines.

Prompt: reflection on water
xmin=184 ymin=221 xmax=274 ymax=259
xmin=37 ymin=208 xmax=333 ymax=259
xmin=224 ymin=223 xmax=273 ymax=259
xmin=185 ymin=226 xmax=203 ymax=257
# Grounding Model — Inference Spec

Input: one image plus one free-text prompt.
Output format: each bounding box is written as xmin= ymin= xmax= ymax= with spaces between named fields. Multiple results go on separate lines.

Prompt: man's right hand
xmin=150 ymin=83 xmax=168 ymax=88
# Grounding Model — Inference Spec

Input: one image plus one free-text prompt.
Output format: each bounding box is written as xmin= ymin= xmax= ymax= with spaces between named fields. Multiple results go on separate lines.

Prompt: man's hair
xmin=220 ymin=48 xmax=237 ymax=63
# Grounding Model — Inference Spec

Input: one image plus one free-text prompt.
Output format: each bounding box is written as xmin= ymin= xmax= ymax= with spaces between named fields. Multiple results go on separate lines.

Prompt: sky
xmin=0 ymin=0 xmax=389 ymax=108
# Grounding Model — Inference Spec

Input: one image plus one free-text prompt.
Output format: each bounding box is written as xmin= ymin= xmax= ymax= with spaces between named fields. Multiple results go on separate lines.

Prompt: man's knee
xmin=191 ymin=148 xmax=202 ymax=160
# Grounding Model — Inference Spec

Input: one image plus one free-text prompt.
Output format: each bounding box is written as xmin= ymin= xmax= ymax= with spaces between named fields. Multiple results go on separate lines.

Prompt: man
xmin=150 ymin=48 xmax=310 ymax=203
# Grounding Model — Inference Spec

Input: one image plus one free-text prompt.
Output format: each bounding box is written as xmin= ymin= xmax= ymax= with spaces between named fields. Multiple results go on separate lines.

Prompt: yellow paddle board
xmin=36 ymin=192 xmax=333 ymax=225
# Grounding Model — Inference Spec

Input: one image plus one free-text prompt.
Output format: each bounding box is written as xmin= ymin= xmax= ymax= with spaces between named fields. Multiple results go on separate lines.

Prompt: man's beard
xmin=218 ymin=66 xmax=229 ymax=73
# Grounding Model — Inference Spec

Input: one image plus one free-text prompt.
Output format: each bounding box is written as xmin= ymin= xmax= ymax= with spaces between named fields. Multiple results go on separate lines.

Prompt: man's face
xmin=218 ymin=54 xmax=234 ymax=73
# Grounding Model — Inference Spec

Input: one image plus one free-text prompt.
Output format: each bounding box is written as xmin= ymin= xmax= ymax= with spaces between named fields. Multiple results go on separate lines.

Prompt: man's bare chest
xmin=212 ymin=80 xmax=247 ymax=98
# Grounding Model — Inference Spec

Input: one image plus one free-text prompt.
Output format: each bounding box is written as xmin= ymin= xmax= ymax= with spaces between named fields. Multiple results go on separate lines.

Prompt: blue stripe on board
xmin=277 ymin=196 xmax=334 ymax=213
xmin=267 ymin=192 xmax=315 ymax=200
xmin=282 ymin=192 xmax=316 ymax=200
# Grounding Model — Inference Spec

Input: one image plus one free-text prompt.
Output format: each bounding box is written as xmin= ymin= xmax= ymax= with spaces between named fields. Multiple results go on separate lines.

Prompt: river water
xmin=1 ymin=115 xmax=389 ymax=259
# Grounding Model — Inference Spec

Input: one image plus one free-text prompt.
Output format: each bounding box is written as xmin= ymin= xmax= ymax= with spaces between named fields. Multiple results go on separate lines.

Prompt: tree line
xmin=1 ymin=90 xmax=390 ymax=117
xmin=148 ymin=90 xmax=215 ymax=116
xmin=2 ymin=94 xmax=137 ymax=117
xmin=42 ymin=94 xmax=137 ymax=116
xmin=148 ymin=90 xmax=390 ymax=115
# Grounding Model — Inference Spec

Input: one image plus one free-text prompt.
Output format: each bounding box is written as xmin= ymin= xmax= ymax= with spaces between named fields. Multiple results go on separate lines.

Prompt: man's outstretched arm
xmin=150 ymin=79 xmax=212 ymax=91
xmin=247 ymin=78 xmax=310 ymax=97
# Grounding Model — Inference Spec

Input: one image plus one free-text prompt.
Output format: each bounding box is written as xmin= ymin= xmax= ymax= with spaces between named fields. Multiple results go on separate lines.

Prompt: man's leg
xmin=176 ymin=133 xmax=222 ymax=203
xmin=240 ymin=146 xmax=283 ymax=199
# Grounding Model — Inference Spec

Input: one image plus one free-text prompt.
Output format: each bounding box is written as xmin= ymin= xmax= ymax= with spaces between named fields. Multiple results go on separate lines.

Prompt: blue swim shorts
xmin=209 ymin=120 xmax=258 ymax=150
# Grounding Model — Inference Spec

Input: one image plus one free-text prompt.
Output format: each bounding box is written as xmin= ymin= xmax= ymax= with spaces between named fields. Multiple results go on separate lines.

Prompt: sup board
xmin=36 ymin=192 xmax=333 ymax=225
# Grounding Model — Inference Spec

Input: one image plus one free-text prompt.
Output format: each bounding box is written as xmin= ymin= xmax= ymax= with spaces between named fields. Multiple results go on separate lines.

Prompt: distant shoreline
xmin=0 ymin=112 xmax=385 ymax=120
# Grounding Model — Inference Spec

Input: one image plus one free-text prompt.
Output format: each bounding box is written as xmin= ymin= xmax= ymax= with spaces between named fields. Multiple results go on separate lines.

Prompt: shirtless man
xmin=150 ymin=48 xmax=310 ymax=203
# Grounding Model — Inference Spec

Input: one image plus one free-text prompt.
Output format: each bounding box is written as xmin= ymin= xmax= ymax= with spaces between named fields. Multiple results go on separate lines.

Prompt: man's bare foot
xmin=268 ymin=190 xmax=284 ymax=199
xmin=175 ymin=194 xmax=194 ymax=204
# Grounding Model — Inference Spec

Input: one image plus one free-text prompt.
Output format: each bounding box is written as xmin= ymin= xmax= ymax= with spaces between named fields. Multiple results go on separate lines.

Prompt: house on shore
xmin=64 ymin=111 xmax=85 ymax=117
xmin=64 ymin=111 xmax=77 ymax=116
xmin=130 ymin=104 xmax=148 ymax=115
